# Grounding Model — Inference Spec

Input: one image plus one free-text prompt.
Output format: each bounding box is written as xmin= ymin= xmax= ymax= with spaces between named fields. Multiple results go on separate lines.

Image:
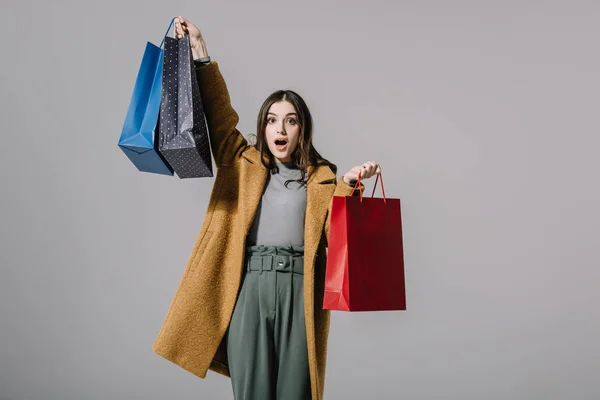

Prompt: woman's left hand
xmin=343 ymin=161 xmax=381 ymax=185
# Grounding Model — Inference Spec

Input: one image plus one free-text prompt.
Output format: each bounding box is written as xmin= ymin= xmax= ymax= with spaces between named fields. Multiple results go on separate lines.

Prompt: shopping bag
xmin=323 ymin=171 xmax=406 ymax=311
xmin=118 ymin=18 xmax=175 ymax=176
xmin=157 ymin=33 xmax=213 ymax=178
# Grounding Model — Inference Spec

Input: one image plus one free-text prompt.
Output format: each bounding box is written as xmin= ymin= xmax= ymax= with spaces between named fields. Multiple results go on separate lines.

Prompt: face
xmin=264 ymin=101 xmax=301 ymax=163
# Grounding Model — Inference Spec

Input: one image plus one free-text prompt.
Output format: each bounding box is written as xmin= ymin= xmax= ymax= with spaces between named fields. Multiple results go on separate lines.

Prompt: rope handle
xmin=349 ymin=169 xmax=387 ymax=204
xmin=159 ymin=17 xmax=176 ymax=49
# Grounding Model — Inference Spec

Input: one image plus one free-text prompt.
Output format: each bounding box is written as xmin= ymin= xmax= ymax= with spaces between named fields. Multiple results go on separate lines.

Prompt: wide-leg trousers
xmin=226 ymin=245 xmax=311 ymax=400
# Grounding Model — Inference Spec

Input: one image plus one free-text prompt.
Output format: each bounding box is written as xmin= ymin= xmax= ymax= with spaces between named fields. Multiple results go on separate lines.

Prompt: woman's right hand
xmin=174 ymin=16 xmax=209 ymax=60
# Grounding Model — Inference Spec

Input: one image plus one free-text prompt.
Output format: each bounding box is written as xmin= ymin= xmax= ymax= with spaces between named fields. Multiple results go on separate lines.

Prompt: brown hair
xmin=248 ymin=89 xmax=337 ymax=186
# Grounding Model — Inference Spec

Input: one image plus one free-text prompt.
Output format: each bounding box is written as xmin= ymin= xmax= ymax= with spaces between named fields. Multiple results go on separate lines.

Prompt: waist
xmin=245 ymin=245 xmax=304 ymax=274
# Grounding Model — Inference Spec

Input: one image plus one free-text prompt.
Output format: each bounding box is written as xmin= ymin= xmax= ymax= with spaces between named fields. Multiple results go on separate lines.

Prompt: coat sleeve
xmin=323 ymin=178 xmax=363 ymax=247
xmin=195 ymin=61 xmax=248 ymax=167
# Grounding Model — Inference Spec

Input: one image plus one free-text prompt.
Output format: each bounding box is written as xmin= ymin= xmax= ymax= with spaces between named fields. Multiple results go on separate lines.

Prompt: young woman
xmin=152 ymin=16 xmax=381 ymax=400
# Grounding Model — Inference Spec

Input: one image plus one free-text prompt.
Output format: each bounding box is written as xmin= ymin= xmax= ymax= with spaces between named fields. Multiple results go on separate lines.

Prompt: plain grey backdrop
xmin=1 ymin=0 xmax=598 ymax=399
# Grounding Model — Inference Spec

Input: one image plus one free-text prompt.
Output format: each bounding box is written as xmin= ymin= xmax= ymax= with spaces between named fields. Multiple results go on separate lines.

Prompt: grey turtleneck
xmin=246 ymin=162 xmax=307 ymax=247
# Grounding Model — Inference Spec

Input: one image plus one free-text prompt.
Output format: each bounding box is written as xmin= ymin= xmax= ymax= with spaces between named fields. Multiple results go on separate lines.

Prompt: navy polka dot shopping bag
xmin=157 ymin=25 xmax=213 ymax=178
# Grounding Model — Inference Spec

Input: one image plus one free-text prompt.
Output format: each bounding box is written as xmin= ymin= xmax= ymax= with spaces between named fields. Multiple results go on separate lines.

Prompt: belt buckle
xmin=261 ymin=255 xmax=274 ymax=274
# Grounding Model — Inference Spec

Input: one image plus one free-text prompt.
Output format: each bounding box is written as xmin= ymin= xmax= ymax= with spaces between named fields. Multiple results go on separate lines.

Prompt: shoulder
xmin=308 ymin=163 xmax=337 ymax=184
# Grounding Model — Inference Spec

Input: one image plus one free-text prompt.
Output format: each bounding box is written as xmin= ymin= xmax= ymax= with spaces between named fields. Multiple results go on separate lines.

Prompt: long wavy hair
xmin=248 ymin=90 xmax=337 ymax=186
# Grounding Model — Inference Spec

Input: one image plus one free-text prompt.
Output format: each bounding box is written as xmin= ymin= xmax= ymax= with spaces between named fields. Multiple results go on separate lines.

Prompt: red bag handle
xmin=350 ymin=170 xmax=387 ymax=204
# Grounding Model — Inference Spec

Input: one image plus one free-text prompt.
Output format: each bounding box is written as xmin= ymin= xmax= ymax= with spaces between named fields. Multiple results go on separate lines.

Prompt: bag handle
xmin=350 ymin=169 xmax=387 ymax=204
xmin=159 ymin=17 xmax=176 ymax=49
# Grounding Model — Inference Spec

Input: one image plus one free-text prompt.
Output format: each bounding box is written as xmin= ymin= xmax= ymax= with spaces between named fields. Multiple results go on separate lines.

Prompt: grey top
xmin=246 ymin=162 xmax=307 ymax=247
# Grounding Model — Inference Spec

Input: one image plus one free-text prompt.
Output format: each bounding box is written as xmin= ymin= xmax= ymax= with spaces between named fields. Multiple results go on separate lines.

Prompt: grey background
xmin=1 ymin=0 xmax=598 ymax=399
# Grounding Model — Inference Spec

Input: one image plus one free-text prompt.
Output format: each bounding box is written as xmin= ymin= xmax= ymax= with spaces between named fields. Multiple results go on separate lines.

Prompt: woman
xmin=152 ymin=16 xmax=381 ymax=400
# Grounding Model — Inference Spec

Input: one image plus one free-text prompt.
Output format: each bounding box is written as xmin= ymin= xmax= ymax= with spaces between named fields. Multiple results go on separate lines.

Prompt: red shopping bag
xmin=323 ymin=171 xmax=405 ymax=311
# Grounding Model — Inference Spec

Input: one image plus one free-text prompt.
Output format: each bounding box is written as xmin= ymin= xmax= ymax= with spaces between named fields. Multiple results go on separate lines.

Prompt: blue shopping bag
xmin=118 ymin=18 xmax=176 ymax=176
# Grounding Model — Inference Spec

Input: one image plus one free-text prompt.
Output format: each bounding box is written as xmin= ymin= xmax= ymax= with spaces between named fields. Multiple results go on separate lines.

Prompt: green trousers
xmin=226 ymin=245 xmax=310 ymax=400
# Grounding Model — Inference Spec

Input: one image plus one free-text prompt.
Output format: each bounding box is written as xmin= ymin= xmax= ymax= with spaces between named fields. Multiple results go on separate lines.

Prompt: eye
xmin=267 ymin=117 xmax=276 ymax=124
xmin=287 ymin=118 xmax=297 ymax=125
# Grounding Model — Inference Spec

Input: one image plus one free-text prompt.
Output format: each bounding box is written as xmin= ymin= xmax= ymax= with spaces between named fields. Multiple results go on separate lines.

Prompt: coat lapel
xmin=304 ymin=165 xmax=337 ymax=257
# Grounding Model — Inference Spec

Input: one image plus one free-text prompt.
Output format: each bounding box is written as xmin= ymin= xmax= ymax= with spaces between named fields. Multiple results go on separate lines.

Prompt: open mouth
xmin=274 ymin=138 xmax=288 ymax=151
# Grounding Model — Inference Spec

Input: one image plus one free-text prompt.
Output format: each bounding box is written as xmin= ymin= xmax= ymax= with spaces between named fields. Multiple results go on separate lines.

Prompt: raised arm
xmin=175 ymin=16 xmax=247 ymax=167
xmin=195 ymin=62 xmax=248 ymax=167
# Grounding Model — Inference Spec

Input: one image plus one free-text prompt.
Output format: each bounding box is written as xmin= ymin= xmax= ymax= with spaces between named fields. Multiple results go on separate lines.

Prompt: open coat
xmin=152 ymin=61 xmax=360 ymax=400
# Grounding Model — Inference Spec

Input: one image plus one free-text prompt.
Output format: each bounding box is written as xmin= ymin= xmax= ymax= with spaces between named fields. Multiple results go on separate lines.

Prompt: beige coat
xmin=152 ymin=61 xmax=359 ymax=400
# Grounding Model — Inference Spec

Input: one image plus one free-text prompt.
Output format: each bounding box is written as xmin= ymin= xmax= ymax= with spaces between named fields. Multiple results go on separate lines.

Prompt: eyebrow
xmin=267 ymin=112 xmax=297 ymax=116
